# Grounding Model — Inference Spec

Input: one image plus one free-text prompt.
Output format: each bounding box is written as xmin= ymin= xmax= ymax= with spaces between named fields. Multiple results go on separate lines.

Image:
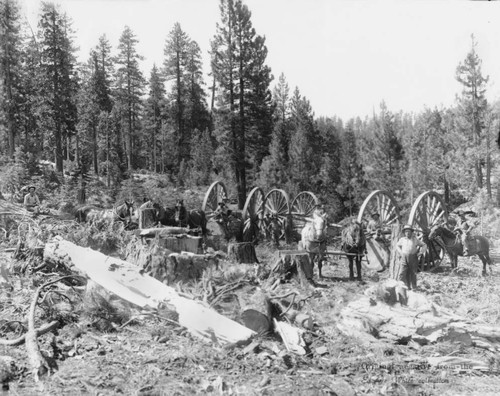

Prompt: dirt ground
xmin=1 ymin=236 xmax=500 ymax=396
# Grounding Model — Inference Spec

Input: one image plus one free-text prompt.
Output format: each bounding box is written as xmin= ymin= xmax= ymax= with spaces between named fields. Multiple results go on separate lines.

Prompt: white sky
xmin=19 ymin=0 xmax=500 ymax=120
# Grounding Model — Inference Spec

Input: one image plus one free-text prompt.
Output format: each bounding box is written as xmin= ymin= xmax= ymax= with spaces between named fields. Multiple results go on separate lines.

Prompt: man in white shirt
xmin=23 ymin=186 xmax=41 ymax=213
xmin=396 ymin=224 xmax=427 ymax=290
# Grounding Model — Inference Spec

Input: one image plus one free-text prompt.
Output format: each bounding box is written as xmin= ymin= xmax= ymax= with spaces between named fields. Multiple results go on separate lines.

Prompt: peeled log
xmin=43 ymin=236 xmax=255 ymax=345
xmin=139 ymin=227 xmax=191 ymax=237
xmin=228 ymin=242 xmax=258 ymax=264
xmin=239 ymin=288 xmax=272 ymax=334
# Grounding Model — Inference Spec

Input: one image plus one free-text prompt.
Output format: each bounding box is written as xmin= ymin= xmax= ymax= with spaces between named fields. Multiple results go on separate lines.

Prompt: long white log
xmin=44 ymin=236 xmax=255 ymax=345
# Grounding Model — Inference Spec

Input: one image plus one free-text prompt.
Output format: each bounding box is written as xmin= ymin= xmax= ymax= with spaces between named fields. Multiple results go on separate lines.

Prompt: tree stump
xmin=239 ymin=288 xmax=272 ymax=334
xmin=139 ymin=208 xmax=156 ymax=229
xmin=272 ymin=251 xmax=313 ymax=287
xmin=389 ymin=224 xmax=404 ymax=281
xmin=227 ymin=242 xmax=258 ymax=263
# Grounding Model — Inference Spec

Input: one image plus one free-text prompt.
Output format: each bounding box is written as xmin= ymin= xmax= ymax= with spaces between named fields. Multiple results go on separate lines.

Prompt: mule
xmin=299 ymin=213 xmax=327 ymax=278
xmin=341 ymin=221 xmax=366 ymax=280
xmin=428 ymin=225 xmax=492 ymax=275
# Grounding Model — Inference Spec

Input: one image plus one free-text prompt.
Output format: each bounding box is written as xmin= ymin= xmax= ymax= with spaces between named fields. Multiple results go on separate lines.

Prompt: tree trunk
xmin=239 ymin=288 xmax=272 ymax=334
xmin=228 ymin=242 xmax=258 ymax=264
xmin=43 ymin=237 xmax=255 ymax=345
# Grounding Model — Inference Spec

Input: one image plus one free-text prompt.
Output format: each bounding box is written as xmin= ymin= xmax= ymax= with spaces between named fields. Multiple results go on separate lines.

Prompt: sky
xmin=18 ymin=0 xmax=500 ymax=121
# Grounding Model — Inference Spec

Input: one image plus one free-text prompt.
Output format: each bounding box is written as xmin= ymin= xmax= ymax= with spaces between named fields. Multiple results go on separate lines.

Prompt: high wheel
xmin=202 ymin=181 xmax=228 ymax=221
xmin=408 ymin=191 xmax=448 ymax=269
xmin=290 ymin=191 xmax=319 ymax=236
xmin=242 ymin=187 xmax=265 ymax=242
xmin=264 ymin=189 xmax=291 ymax=240
xmin=357 ymin=190 xmax=401 ymax=230
xmin=357 ymin=190 xmax=400 ymax=271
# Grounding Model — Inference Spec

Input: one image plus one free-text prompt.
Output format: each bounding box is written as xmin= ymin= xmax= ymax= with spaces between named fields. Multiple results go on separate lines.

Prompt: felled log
xmin=139 ymin=208 xmax=156 ymax=229
xmin=139 ymin=227 xmax=191 ymax=237
xmin=44 ymin=237 xmax=255 ymax=345
xmin=271 ymin=251 xmax=313 ymax=286
xmin=228 ymin=242 xmax=258 ymax=263
xmin=239 ymin=288 xmax=272 ymax=334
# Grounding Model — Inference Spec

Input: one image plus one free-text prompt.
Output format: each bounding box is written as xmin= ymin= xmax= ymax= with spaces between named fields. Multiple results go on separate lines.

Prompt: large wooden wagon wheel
xmin=263 ymin=189 xmax=290 ymax=240
xmin=408 ymin=191 xmax=448 ymax=270
xmin=242 ymin=187 xmax=265 ymax=242
xmin=290 ymin=191 xmax=319 ymax=236
xmin=357 ymin=190 xmax=401 ymax=230
xmin=357 ymin=190 xmax=401 ymax=271
xmin=202 ymin=181 xmax=228 ymax=221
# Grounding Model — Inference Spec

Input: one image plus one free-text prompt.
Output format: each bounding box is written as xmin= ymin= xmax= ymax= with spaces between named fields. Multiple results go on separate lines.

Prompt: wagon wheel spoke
xmin=264 ymin=189 xmax=290 ymax=240
xmin=290 ymin=191 xmax=319 ymax=236
xmin=242 ymin=187 xmax=265 ymax=242
xmin=408 ymin=191 xmax=448 ymax=269
xmin=357 ymin=190 xmax=401 ymax=231
xmin=202 ymin=181 xmax=228 ymax=221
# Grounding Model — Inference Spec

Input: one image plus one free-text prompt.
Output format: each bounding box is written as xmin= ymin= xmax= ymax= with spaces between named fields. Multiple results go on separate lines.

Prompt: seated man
xmin=24 ymin=186 xmax=41 ymax=213
xmin=454 ymin=213 xmax=473 ymax=255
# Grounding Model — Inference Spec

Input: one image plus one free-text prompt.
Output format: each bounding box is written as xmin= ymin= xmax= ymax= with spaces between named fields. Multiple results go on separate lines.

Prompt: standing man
xmin=24 ymin=186 xmax=41 ymax=213
xmin=395 ymin=224 xmax=427 ymax=290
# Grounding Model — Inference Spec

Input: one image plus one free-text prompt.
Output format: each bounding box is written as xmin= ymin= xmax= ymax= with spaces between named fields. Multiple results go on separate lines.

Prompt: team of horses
xmin=74 ymin=196 xmax=493 ymax=279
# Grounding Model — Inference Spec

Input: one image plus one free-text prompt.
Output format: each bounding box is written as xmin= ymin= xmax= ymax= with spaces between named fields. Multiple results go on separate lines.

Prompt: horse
xmin=299 ymin=213 xmax=327 ymax=279
xmin=428 ymin=225 xmax=492 ymax=275
xmin=83 ymin=201 xmax=136 ymax=230
xmin=341 ymin=221 xmax=366 ymax=280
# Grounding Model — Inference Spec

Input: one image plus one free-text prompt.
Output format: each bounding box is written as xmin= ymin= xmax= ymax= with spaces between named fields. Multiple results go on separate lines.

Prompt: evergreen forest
xmin=1 ymin=0 xmax=499 ymax=220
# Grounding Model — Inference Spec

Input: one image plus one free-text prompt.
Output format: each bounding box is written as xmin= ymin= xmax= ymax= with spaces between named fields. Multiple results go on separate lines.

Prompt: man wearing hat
xmin=23 ymin=186 xmax=41 ymax=213
xmin=395 ymin=224 xmax=427 ymax=290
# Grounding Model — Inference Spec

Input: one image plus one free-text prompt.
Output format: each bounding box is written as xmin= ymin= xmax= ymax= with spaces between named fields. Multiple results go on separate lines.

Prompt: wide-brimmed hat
xmin=402 ymin=224 xmax=413 ymax=232
xmin=372 ymin=212 xmax=380 ymax=217
xmin=28 ymin=186 xmax=36 ymax=191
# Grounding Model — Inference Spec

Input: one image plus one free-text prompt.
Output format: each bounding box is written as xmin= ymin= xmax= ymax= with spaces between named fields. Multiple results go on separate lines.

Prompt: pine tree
xmin=211 ymin=0 xmax=274 ymax=208
xmin=287 ymin=87 xmax=318 ymax=195
xmin=143 ymin=64 xmax=165 ymax=172
xmin=115 ymin=25 xmax=145 ymax=171
xmin=0 ymin=0 xmax=23 ymax=157
xmin=455 ymin=35 xmax=489 ymax=191
xmin=37 ymin=2 xmax=78 ymax=173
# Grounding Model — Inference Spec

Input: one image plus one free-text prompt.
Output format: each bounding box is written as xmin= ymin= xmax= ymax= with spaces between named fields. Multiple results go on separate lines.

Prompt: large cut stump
xmin=228 ymin=242 xmax=258 ymax=263
xmin=239 ymin=288 xmax=272 ymax=334
xmin=139 ymin=208 xmax=156 ymax=229
xmin=271 ymin=251 xmax=313 ymax=286
xmin=43 ymin=236 xmax=255 ymax=345
xmin=158 ymin=235 xmax=203 ymax=254
xmin=166 ymin=252 xmax=220 ymax=283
